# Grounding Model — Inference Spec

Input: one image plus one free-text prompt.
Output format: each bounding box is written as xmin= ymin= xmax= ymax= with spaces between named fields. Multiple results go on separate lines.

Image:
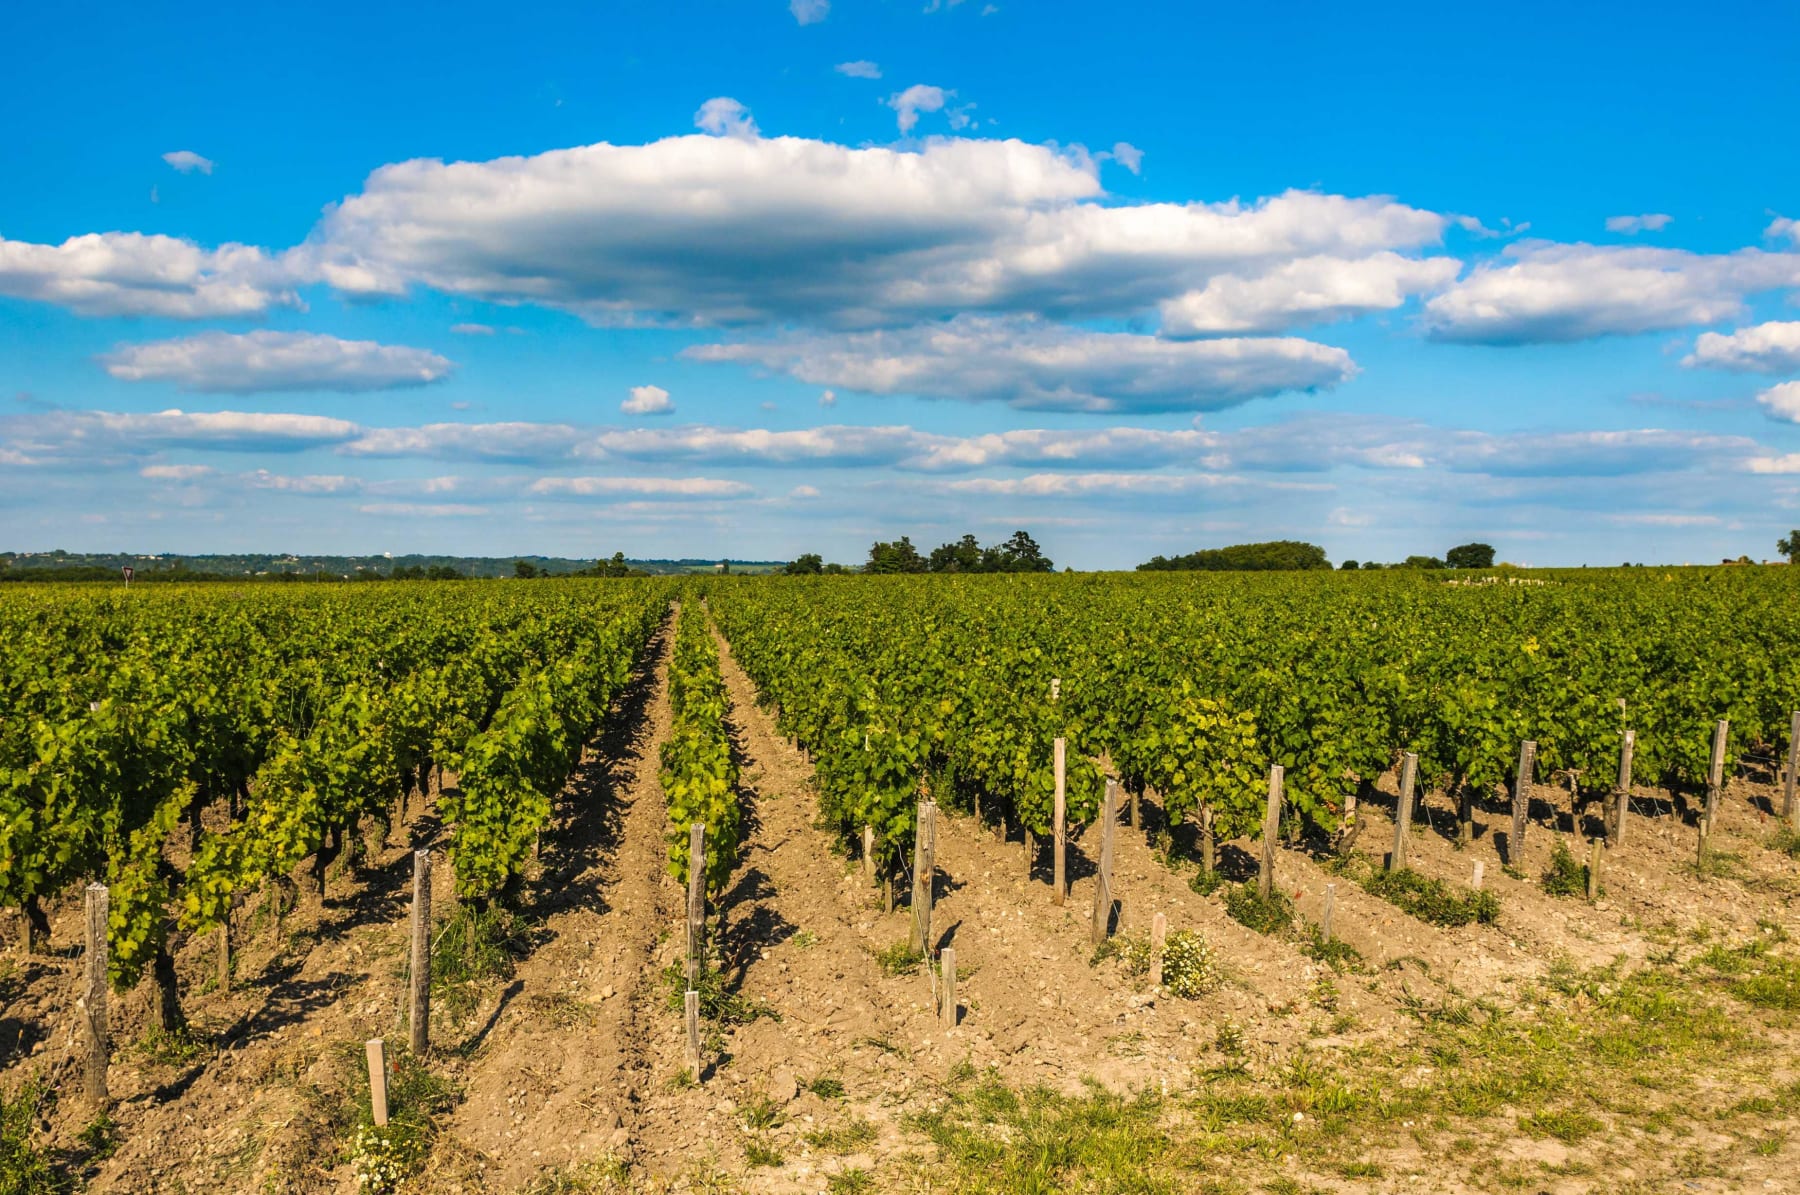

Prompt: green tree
xmin=513 ymin=560 xmax=540 ymax=579
xmin=1779 ymin=529 xmax=1799 ymax=563
xmin=784 ymin=553 xmax=824 ymax=575
xmin=1399 ymin=555 xmax=1446 ymax=570
xmin=866 ymin=537 xmax=926 ymax=574
xmin=1340 ymin=559 xmax=1360 ymax=570
xmin=997 ymin=529 xmax=1054 ymax=572
xmin=929 ymin=534 xmax=984 ymax=572
xmin=1138 ymin=541 xmax=1330 ymax=572
xmin=1445 ymin=542 xmax=1496 ymax=569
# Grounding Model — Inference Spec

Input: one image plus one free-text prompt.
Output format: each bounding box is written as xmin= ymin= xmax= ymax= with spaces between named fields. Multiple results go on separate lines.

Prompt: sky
xmin=3 ymin=0 xmax=1800 ymax=569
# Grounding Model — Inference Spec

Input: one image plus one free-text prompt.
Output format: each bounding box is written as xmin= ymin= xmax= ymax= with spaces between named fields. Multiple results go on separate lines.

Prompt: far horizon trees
xmin=1138 ymin=541 xmax=1330 ymax=572
xmin=864 ymin=530 xmax=1054 ymax=574
xmin=1780 ymin=530 xmax=1799 ymax=563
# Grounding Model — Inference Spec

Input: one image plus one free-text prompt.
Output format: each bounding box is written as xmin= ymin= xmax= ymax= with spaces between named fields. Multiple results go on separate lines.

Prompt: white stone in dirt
xmin=767 ymin=1068 xmax=799 ymax=1104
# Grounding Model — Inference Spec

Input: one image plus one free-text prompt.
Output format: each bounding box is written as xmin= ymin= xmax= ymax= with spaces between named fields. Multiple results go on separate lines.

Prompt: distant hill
xmin=0 ymin=550 xmax=788 ymax=580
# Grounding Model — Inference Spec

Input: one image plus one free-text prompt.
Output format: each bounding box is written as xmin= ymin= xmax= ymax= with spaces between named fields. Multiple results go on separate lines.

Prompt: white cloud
xmin=1683 ymin=322 xmax=1800 ymax=374
xmin=1423 ymin=243 xmax=1800 ymax=344
xmin=1109 ymin=142 xmax=1143 ymax=174
xmin=162 ymin=150 xmax=214 ymax=175
xmin=1757 ymin=380 xmax=1800 ymax=423
xmin=887 ymin=84 xmax=949 ymax=133
xmin=789 ymin=485 xmax=821 ymax=498
xmin=790 ymin=0 xmax=829 ymax=23
xmin=0 ymin=407 xmax=360 ymax=464
xmin=1160 ymin=253 xmax=1461 ymax=335
xmin=621 ymin=384 xmax=675 ymax=415
xmin=450 ymin=322 xmax=495 ymax=335
xmin=694 ymin=97 xmax=759 ymax=139
xmin=358 ymin=502 xmax=488 ymax=517
xmin=100 ymin=331 xmax=454 ymax=394
xmin=140 ymin=464 xmax=215 ymax=481
xmin=1765 ymin=216 xmax=1799 ymax=245
xmin=819 ymin=389 xmax=837 ymax=407
xmin=297 ymin=133 xmax=1446 ymax=331
xmin=687 ymin=315 xmax=1355 ymax=413
xmin=835 ymin=60 xmax=881 ymax=78
xmin=527 ymin=476 xmax=753 ymax=499
xmin=0 ymin=232 xmax=300 ymax=318
xmin=241 ymin=469 xmax=360 ymax=494
xmin=1604 ymin=512 xmax=1719 ymax=526
xmin=1747 ymin=452 xmax=1800 ymax=474
xmin=343 ymin=421 xmax=588 ymax=462
xmin=1604 ymin=213 xmax=1672 ymax=234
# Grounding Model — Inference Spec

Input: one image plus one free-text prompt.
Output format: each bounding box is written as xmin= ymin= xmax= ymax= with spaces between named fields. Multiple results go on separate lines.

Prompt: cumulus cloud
xmin=1765 ymin=216 xmax=1798 ymax=245
xmin=687 ymin=315 xmax=1355 ymax=413
xmin=1108 ymin=142 xmax=1143 ymax=174
xmin=621 ymin=384 xmax=675 ymax=415
xmin=100 ymin=331 xmax=454 ymax=394
xmin=888 ymin=84 xmax=949 ymax=133
xmin=1160 ymin=253 xmax=1461 ymax=335
xmin=835 ymin=60 xmax=881 ymax=78
xmin=162 ymin=150 xmax=214 ymax=175
xmin=450 ymin=322 xmax=494 ymax=335
xmin=1682 ymin=321 xmax=1800 ymax=374
xmin=790 ymin=0 xmax=828 ymax=22
xmin=1604 ymin=213 xmax=1672 ymax=234
xmin=343 ymin=421 xmax=589 ymax=462
xmin=694 ymin=97 xmax=759 ymax=138
xmin=294 ymin=133 xmax=1446 ymax=331
xmin=1423 ymin=243 xmax=1800 ymax=344
xmin=1758 ymin=381 xmax=1800 ymax=423
xmin=0 ymin=232 xmax=301 ymax=318
xmin=0 ymin=407 xmax=359 ymax=465
xmin=140 ymin=464 xmax=215 ymax=481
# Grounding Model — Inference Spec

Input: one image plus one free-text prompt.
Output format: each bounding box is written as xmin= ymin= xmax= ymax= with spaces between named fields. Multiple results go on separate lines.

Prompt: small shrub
xmin=1189 ymin=868 xmax=1226 ymax=896
xmin=1363 ymin=867 xmax=1499 ymax=927
xmin=0 ymin=1079 xmax=59 ymax=1195
xmin=804 ymin=1116 xmax=878 ymax=1152
xmin=873 ymin=942 xmax=925 ymax=977
xmin=343 ymin=1046 xmax=459 ymax=1194
xmin=1542 ymin=840 xmax=1590 ymax=898
xmin=807 ymin=1075 xmax=847 ymax=1100
xmin=1224 ymin=882 xmax=1293 ymax=935
xmin=744 ymin=1138 xmax=784 ymax=1167
xmin=1162 ymin=930 xmax=1222 ymax=998
xmin=433 ymin=903 xmax=533 ymax=1021
xmin=1300 ymin=927 xmax=1363 ymax=971
xmin=662 ymin=960 xmax=777 ymax=1026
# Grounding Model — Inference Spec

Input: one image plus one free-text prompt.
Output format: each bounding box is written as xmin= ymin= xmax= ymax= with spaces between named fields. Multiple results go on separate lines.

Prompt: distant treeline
xmin=1138 ymin=541 xmax=1331 ymax=572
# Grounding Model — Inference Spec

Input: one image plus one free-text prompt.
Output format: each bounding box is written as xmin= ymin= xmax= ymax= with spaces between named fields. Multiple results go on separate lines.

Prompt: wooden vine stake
xmin=1614 ymin=729 xmax=1636 ymax=845
xmin=1150 ymin=912 xmax=1167 ymax=988
xmin=940 ymin=947 xmax=957 ymax=1030
xmin=1701 ymin=719 xmax=1728 ymax=855
xmin=686 ymin=822 xmax=706 ymax=987
xmin=1509 ymin=741 xmax=1537 ymax=866
xmin=1784 ymin=711 xmax=1798 ymax=824
xmin=1586 ymin=837 xmax=1603 ymax=903
xmin=1390 ymin=752 xmax=1418 ymax=872
xmin=1471 ymin=861 xmax=1485 ymax=891
xmin=366 ymin=1039 xmax=389 ymax=1126
xmin=410 ymin=848 xmax=432 ymax=1055
xmin=910 ymin=801 xmax=937 ymax=954
xmin=1052 ymin=738 xmax=1067 ymax=906
xmin=83 ymin=883 xmax=109 ymax=1108
xmin=1321 ymin=883 xmax=1336 ymax=942
xmin=1258 ymin=766 xmax=1283 ymax=902
xmin=217 ymin=919 xmax=231 ymax=993
xmin=685 ymin=989 xmax=702 ymax=1079
xmin=861 ymin=825 xmax=875 ymax=886
xmin=1091 ymin=778 xmax=1118 ymax=946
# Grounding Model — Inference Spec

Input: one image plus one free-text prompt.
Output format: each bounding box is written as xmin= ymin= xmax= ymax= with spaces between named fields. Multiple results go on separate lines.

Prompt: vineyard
xmin=3 ymin=568 xmax=1799 ymax=1194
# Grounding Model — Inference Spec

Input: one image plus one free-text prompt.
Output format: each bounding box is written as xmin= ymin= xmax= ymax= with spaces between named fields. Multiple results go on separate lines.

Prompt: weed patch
xmin=1224 ymin=883 xmax=1294 ymax=935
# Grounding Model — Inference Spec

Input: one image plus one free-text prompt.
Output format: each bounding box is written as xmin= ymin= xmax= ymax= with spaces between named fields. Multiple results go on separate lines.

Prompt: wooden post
xmin=1509 ymin=741 xmax=1536 ymax=865
xmin=1321 ymin=883 xmax=1336 ymax=943
xmin=686 ymin=822 xmax=706 ymax=987
xmin=1586 ymin=837 xmax=1602 ymax=902
xmin=1023 ymin=829 xmax=1034 ymax=880
xmin=218 ymin=920 xmax=231 ymax=992
xmin=1390 ymin=752 xmax=1417 ymax=872
xmin=410 ymin=848 xmax=431 ymax=1055
xmin=1149 ymin=912 xmax=1167 ymax=988
xmin=1091 ymin=778 xmax=1117 ymax=947
xmin=83 ymin=884 xmax=109 ymax=1108
xmin=1052 ymin=738 xmax=1067 ymax=906
xmin=1614 ymin=729 xmax=1636 ymax=845
xmin=685 ymin=989 xmax=702 ymax=1078
xmin=861 ymin=825 xmax=875 ymax=886
xmin=366 ymin=1039 xmax=389 ymax=1127
xmin=1131 ymin=783 xmax=1141 ymax=832
xmin=1703 ymin=719 xmax=1728 ymax=842
xmin=910 ymin=802 xmax=936 ymax=954
xmin=940 ymin=947 xmax=957 ymax=1030
xmin=1785 ymin=711 xmax=1799 ymax=823
xmin=1258 ymin=766 xmax=1283 ymax=902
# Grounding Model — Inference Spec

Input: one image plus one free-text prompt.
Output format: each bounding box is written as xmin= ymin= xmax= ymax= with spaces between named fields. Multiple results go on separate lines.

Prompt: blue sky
xmin=4 ymin=0 xmax=1799 ymax=568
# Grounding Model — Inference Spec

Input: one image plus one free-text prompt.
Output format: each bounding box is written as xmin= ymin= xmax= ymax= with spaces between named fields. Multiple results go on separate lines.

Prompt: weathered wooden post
xmin=367 ymin=1039 xmax=389 ymax=1126
xmin=1258 ymin=766 xmax=1284 ymax=902
xmin=1614 ymin=729 xmax=1636 ymax=845
xmin=218 ymin=919 xmax=232 ymax=993
xmin=410 ymin=848 xmax=431 ymax=1055
xmin=1586 ymin=837 xmax=1602 ymax=902
xmin=1390 ymin=752 xmax=1418 ymax=872
xmin=910 ymin=802 xmax=937 ymax=954
xmin=1130 ymin=782 xmax=1141 ymax=833
xmin=1321 ymin=883 xmax=1336 ymax=943
xmin=686 ymin=822 xmax=706 ymax=987
xmin=1471 ymin=860 xmax=1485 ymax=891
xmin=685 ymin=989 xmax=702 ymax=1078
xmin=1091 ymin=778 xmax=1118 ymax=947
xmin=83 ymin=883 xmax=109 ymax=1108
xmin=1509 ymin=741 xmax=1537 ymax=865
xmin=1785 ymin=711 xmax=1799 ymax=823
xmin=861 ymin=825 xmax=875 ymax=886
xmin=1703 ymin=719 xmax=1728 ymax=844
xmin=1150 ymin=912 xmax=1167 ymax=988
xmin=940 ymin=947 xmax=957 ymax=1030
xmin=1052 ymin=738 xmax=1067 ymax=906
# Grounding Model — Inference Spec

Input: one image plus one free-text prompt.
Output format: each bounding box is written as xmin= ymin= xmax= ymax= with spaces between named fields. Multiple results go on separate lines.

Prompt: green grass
xmin=826 ymin=1170 xmax=875 ymax=1194
xmin=0 ymin=1079 xmax=64 ymax=1195
xmin=803 ymin=1116 xmax=878 ymax=1153
xmin=1541 ymin=839 xmax=1591 ymax=898
xmin=340 ymin=1044 xmax=459 ymax=1194
xmin=131 ymin=1025 xmax=210 ymax=1067
xmin=1519 ymin=1108 xmax=1604 ymax=1144
xmin=661 ymin=959 xmax=778 ymax=1026
xmin=1224 ymin=882 xmax=1294 ymax=935
xmin=1299 ymin=927 xmax=1363 ymax=971
xmin=872 ymin=941 xmax=926 ymax=976
xmin=431 ymin=902 xmax=535 ymax=1022
xmin=1359 ymin=863 xmax=1500 ymax=927
xmin=1693 ymin=939 xmax=1800 ymax=1010
xmin=806 ymin=1075 xmax=847 ymax=1100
